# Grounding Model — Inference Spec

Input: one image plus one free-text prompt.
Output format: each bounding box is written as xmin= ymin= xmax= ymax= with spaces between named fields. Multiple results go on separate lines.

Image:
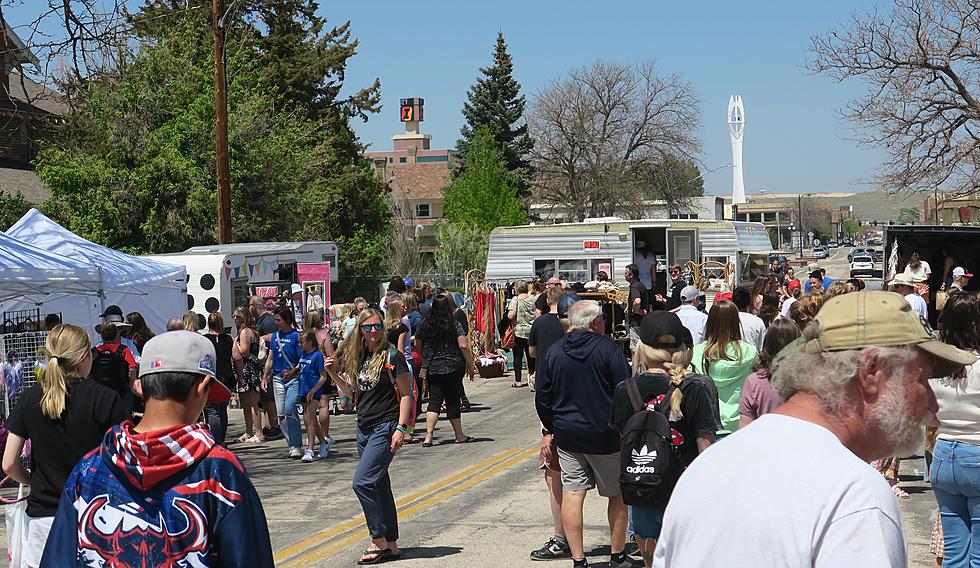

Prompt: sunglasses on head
xmin=360 ymin=323 xmax=384 ymax=332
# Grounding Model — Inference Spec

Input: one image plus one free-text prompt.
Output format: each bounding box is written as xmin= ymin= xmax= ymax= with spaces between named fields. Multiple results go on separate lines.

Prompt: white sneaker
xmin=301 ymin=449 xmax=316 ymax=463
xmin=288 ymin=446 xmax=303 ymax=458
xmin=319 ymin=438 xmax=334 ymax=459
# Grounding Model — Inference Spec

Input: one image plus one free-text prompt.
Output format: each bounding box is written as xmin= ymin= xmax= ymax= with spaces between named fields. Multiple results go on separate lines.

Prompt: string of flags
xmin=223 ymin=259 xmax=278 ymax=280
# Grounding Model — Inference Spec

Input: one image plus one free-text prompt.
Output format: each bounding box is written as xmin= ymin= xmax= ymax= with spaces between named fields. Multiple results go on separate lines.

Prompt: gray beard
xmin=870 ymin=378 xmax=926 ymax=458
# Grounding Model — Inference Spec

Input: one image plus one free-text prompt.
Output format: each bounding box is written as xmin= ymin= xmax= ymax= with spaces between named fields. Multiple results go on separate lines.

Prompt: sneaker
xmin=300 ymin=449 xmax=316 ymax=463
xmin=319 ymin=438 xmax=334 ymax=459
xmin=572 ymin=559 xmax=589 ymax=568
xmin=530 ymin=537 xmax=570 ymax=561
xmin=624 ymin=540 xmax=641 ymax=558
xmin=288 ymin=446 xmax=303 ymax=458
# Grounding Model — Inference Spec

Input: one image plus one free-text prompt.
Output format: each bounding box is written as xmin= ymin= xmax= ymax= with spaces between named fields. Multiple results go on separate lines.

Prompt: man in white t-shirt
xmin=653 ymin=291 xmax=976 ymax=568
xmin=675 ymin=286 xmax=707 ymax=344
xmin=889 ymin=274 xmax=928 ymax=319
xmin=732 ymin=287 xmax=765 ymax=351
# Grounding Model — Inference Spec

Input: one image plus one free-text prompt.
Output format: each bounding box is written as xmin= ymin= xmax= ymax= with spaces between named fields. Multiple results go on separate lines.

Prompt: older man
xmin=652 ymin=292 xmax=975 ymax=567
xmin=535 ymin=300 xmax=636 ymax=568
xmin=890 ymin=273 xmax=928 ymax=319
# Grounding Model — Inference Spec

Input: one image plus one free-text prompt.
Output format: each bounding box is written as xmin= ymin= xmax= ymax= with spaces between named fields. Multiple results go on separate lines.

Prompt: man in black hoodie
xmin=535 ymin=300 xmax=636 ymax=568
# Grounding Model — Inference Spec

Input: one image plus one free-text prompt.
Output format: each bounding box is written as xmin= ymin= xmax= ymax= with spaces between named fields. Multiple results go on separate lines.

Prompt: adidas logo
xmin=631 ymin=445 xmax=656 ymax=466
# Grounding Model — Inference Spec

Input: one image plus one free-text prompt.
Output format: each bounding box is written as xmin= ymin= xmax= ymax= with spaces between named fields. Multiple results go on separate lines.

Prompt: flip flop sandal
xmin=455 ymin=436 xmax=474 ymax=444
xmin=357 ymin=548 xmax=391 ymax=565
xmin=422 ymin=440 xmax=433 ymax=447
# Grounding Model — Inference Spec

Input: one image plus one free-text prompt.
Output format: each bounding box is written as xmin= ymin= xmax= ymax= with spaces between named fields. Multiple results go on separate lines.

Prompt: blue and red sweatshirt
xmin=40 ymin=421 xmax=273 ymax=567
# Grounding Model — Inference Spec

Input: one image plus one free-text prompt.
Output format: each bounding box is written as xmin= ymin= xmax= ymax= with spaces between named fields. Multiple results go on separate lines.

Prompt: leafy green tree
xmin=0 ymin=192 xmax=33 ymax=232
xmin=444 ymin=127 xmax=528 ymax=232
xmin=433 ymin=222 xmax=490 ymax=279
xmin=36 ymin=1 xmax=389 ymax=257
xmin=841 ymin=218 xmax=861 ymax=236
xmin=897 ymin=207 xmax=920 ymax=225
xmin=457 ymin=32 xmax=533 ymax=199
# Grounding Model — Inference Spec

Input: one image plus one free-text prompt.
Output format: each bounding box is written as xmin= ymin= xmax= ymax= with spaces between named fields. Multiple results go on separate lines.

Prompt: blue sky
xmin=316 ymin=0 xmax=885 ymax=197
xmin=6 ymin=1 xmax=886 ymax=197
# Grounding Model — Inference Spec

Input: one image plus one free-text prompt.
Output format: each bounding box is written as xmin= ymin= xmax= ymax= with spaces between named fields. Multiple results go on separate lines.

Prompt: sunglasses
xmin=360 ymin=323 xmax=384 ymax=333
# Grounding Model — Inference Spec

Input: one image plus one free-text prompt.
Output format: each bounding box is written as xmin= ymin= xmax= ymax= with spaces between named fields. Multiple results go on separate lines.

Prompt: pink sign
xmin=255 ymin=286 xmax=279 ymax=300
xmin=297 ymin=263 xmax=331 ymax=315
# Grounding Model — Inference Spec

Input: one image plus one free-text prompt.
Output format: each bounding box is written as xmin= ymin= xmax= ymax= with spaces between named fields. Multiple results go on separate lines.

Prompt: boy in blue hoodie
xmin=41 ymin=331 xmax=274 ymax=567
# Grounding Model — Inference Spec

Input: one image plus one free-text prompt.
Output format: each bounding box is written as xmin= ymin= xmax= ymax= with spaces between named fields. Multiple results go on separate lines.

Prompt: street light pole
xmin=797 ymin=193 xmax=804 ymax=259
xmin=213 ymin=0 xmax=232 ymax=244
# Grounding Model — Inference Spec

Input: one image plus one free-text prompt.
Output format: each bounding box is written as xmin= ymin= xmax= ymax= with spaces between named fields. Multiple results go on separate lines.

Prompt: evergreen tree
xmin=444 ymin=127 xmax=527 ymax=232
xmin=456 ymin=32 xmax=533 ymax=199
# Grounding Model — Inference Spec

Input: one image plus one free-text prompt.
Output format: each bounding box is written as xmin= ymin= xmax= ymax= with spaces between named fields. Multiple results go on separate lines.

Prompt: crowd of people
xmin=526 ymin=258 xmax=978 ymax=568
xmin=2 ymin=254 xmax=977 ymax=566
xmin=0 ymin=274 xmax=480 ymax=566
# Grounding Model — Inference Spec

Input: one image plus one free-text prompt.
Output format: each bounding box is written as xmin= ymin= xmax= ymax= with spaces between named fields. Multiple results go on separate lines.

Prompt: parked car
xmin=841 ymin=241 xmax=855 ymax=248
xmin=871 ymin=248 xmax=884 ymax=262
xmin=850 ymin=255 xmax=875 ymax=278
xmin=812 ymin=245 xmax=829 ymax=259
xmin=827 ymin=241 xmax=840 ymax=248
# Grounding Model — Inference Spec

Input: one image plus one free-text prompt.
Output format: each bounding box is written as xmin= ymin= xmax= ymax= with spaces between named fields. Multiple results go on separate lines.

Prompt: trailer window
xmin=739 ymin=253 xmax=770 ymax=284
xmin=558 ymin=259 xmax=589 ymax=283
xmin=534 ymin=260 xmax=556 ymax=280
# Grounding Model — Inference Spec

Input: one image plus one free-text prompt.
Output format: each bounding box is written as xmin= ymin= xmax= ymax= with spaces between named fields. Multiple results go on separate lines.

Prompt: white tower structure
xmin=727 ymin=95 xmax=746 ymax=205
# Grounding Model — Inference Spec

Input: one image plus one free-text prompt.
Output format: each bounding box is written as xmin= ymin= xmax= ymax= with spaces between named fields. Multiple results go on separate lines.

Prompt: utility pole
xmin=213 ymin=0 xmax=232 ymax=244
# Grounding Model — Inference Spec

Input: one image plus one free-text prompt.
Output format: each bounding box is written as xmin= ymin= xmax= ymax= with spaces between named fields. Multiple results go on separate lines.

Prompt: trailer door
xmin=667 ymin=229 xmax=697 ymax=269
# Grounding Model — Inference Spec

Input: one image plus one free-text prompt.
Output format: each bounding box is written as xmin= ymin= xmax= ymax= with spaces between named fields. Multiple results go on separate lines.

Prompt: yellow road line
xmin=278 ymin=446 xmax=538 ymax=568
xmin=273 ymin=446 xmax=528 ymax=563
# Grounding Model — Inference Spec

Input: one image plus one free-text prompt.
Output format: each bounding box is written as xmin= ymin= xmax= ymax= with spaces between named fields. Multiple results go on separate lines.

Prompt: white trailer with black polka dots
xmin=145 ymin=241 xmax=339 ymax=328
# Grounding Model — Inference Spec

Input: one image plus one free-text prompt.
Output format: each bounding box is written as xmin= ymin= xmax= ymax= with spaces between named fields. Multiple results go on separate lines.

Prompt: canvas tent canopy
xmin=4 ymin=209 xmax=187 ymax=337
xmin=0 ymin=230 xmax=101 ymax=304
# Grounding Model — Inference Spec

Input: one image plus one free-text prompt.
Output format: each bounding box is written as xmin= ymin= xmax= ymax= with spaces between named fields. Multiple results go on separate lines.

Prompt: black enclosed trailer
xmin=883 ymin=224 xmax=980 ymax=324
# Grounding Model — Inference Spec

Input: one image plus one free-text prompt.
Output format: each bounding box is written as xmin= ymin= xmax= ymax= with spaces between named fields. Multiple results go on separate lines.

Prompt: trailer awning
xmin=734 ymin=222 xmax=775 ymax=253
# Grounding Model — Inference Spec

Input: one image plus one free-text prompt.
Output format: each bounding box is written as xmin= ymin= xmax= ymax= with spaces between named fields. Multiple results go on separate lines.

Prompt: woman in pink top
xmin=738 ymin=318 xmax=801 ymax=428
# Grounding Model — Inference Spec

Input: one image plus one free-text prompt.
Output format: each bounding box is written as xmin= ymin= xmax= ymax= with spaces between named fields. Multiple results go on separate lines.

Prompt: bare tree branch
xmin=809 ymin=0 xmax=980 ymax=199
xmin=527 ymin=60 xmax=701 ymax=221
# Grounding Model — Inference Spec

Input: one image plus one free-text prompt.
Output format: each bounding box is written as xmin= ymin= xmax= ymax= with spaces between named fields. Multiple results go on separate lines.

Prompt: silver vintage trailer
xmin=485 ymin=219 xmax=775 ymax=294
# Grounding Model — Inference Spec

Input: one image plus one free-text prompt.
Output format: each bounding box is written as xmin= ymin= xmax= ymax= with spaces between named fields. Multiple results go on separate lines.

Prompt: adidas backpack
xmin=90 ymin=345 xmax=130 ymax=395
xmin=618 ymin=375 xmax=685 ymax=508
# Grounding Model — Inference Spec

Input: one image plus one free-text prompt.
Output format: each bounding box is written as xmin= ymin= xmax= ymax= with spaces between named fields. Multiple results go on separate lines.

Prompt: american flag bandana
xmin=104 ymin=421 xmax=216 ymax=491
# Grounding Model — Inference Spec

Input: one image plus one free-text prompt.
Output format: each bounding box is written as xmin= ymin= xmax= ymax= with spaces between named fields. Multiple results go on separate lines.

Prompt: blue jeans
xmin=629 ymin=505 xmax=665 ymax=540
xmin=353 ymin=420 xmax=398 ymax=542
xmin=273 ymin=374 xmax=301 ymax=448
xmin=931 ymin=438 xmax=980 ymax=568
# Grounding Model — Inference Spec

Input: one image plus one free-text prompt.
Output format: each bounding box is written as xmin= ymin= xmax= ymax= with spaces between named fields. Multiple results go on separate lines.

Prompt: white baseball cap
xmin=953 ymin=267 xmax=974 ymax=278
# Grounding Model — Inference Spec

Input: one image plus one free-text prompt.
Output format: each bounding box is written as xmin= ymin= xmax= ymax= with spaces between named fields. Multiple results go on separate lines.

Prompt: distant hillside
xmin=826 ymin=191 xmax=923 ymax=224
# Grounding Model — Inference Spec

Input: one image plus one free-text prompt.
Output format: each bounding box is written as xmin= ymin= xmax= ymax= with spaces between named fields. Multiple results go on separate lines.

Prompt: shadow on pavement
xmin=398 ymin=545 xmax=463 ymax=560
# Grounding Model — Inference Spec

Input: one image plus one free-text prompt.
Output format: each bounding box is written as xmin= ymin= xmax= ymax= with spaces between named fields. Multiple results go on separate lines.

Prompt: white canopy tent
xmin=5 ymin=209 xmax=187 ymax=337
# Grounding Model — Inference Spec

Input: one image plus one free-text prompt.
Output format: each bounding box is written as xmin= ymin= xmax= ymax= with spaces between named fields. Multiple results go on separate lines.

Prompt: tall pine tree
xmin=456 ymin=32 xmax=533 ymax=199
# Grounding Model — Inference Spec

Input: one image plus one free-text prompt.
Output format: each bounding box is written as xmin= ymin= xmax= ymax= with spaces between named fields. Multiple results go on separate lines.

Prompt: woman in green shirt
xmin=692 ymin=300 xmax=758 ymax=437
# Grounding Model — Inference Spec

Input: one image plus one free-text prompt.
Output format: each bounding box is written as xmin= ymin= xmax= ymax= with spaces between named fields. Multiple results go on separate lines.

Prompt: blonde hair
xmin=183 ymin=310 xmax=200 ymax=332
xmin=826 ymin=282 xmax=847 ymax=299
xmin=633 ymin=342 xmax=693 ymax=418
xmin=305 ymin=309 xmax=324 ymax=331
xmin=384 ymin=299 xmax=405 ymax=338
xmin=336 ymin=309 xmax=388 ymax=380
xmin=40 ymin=324 xmax=91 ymax=420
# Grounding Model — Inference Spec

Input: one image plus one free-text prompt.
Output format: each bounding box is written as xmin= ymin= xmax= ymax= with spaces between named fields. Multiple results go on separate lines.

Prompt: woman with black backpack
xmin=609 ymin=311 xmax=718 ymax=567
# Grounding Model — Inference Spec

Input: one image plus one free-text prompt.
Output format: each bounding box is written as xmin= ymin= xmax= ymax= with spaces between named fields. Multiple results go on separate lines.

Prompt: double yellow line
xmin=274 ymin=445 xmax=537 ymax=567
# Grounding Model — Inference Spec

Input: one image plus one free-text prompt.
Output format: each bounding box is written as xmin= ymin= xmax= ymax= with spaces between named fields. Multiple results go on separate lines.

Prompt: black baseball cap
xmin=809 ymin=270 xmax=823 ymax=280
xmin=639 ymin=311 xmax=687 ymax=349
xmin=557 ymin=294 xmax=580 ymax=318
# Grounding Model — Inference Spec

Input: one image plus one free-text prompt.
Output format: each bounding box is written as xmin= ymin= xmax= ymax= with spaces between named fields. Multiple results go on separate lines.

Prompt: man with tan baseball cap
xmin=652 ymin=291 xmax=976 ymax=568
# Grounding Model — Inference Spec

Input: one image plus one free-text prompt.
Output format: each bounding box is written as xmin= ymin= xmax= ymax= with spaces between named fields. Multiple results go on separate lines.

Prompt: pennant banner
xmin=224 ymin=266 xmax=233 ymax=280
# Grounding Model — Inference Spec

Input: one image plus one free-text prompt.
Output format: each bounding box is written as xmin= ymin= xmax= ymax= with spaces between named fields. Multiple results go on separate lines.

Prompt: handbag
xmin=4 ymin=479 xmax=28 ymax=567
xmin=501 ymin=323 xmax=516 ymax=350
xmin=936 ymin=290 xmax=949 ymax=310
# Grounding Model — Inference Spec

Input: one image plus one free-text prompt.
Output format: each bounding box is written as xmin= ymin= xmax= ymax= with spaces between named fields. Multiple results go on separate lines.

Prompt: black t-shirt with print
xmin=386 ymin=322 xmax=409 ymax=350
xmin=609 ymin=371 xmax=717 ymax=467
xmin=355 ymin=351 xmax=410 ymax=430
xmin=6 ymin=379 xmax=127 ymax=517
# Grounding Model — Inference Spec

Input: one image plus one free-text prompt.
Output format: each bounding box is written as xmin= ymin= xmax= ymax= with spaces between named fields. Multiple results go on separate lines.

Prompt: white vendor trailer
xmin=485 ymin=219 xmax=774 ymax=295
xmin=146 ymin=241 xmax=338 ymax=325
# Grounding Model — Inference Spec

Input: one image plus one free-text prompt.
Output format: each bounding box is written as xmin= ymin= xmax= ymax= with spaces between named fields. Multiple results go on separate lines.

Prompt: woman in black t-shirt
xmin=2 ymin=324 xmax=127 ymax=566
xmin=326 ymin=308 xmax=412 ymax=565
xmin=609 ymin=312 xmax=717 ymax=566
xmin=417 ymin=295 xmax=475 ymax=447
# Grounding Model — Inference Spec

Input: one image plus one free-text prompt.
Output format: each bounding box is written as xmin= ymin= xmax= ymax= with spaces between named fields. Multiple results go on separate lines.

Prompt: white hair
xmin=568 ymin=300 xmax=602 ymax=332
xmin=771 ymin=323 xmax=920 ymax=414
